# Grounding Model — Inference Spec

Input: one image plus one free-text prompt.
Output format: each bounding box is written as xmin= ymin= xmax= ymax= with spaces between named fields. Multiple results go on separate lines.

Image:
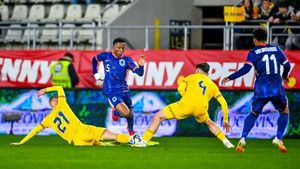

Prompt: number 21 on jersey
xmin=54 ymin=112 xmax=70 ymax=133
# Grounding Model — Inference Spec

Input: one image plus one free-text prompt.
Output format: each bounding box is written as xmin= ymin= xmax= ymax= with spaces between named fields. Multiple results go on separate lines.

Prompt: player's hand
xmin=221 ymin=77 xmax=230 ymax=85
xmin=137 ymin=55 xmax=146 ymax=66
xmin=282 ymin=76 xmax=289 ymax=84
xmin=37 ymin=89 xmax=46 ymax=97
xmin=94 ymin=72 xmax=104 ymax=81
xmin=95 ymin=79 xmax=104 ymax=87
xmin=10 ymin=142 xmax=22 ymax=146
xmin=223 ymin=122 xmax=231 ymax=133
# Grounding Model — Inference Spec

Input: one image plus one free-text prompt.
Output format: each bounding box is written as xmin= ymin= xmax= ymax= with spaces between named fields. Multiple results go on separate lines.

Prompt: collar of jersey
xmin=111 ymin=52 xmax=124 ymax=59
xmin=258 ymin=44 xmax=268 ymax=47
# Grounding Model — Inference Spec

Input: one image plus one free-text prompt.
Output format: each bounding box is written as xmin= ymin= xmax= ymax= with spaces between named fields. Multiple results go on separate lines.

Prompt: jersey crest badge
xmin=119 ymin=59 xmax=125 ymax=66
xmin=112 ymin=97 xmax=117 ymax=102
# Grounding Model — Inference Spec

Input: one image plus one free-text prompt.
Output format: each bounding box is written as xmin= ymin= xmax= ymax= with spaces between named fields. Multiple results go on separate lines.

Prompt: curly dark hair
xmin=196 ymin=63 xmax=210 ymax=73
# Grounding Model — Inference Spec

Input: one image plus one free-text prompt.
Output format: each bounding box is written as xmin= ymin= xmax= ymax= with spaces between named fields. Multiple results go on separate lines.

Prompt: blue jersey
xmin=92 ymin=52 xmax=144 ymax=95
xmin=246 ymin=44 xmax=289 ymax=98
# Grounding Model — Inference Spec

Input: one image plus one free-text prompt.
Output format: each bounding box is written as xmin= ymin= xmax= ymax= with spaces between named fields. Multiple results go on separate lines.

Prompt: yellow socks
xmin=116 ymin=129 xmax=155 ymax=143
xmin=116 ymin=134 xmax=130 ymax=143
xmin=142 ymin=129 xmax=155 ymax=142
xmin=215 ymin=131 xmax=226 ymax=142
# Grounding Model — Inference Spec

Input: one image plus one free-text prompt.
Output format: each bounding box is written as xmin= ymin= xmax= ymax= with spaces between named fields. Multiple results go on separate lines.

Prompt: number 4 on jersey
xmin=199 ymin=80 xmax=207 ymax=95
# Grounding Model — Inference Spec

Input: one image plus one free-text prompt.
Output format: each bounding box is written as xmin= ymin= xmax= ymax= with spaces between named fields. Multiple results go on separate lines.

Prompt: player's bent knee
xmin=119 ymin=108 xmax=131 ymax=118
xmin=116 ymin=103 xmax=131 ymax=117
xmin=205 ymin=119 xmax=217 ymax=127
xmin=102 ymin=130 xmax=117 ymax=140
xmin=122 ymin=112 xmax=131 ymax=118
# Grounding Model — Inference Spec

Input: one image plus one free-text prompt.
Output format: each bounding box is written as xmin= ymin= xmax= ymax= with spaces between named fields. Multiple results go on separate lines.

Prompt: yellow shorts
xmin=163 ymin=102 xmax=209 ymax=123
xmin=72 ymin=124 xmax=106 ymax=146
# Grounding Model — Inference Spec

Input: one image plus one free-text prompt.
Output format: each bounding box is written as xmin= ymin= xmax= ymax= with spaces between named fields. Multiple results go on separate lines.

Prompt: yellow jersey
xmin=40 ymin=86 xmax=81 ymax=144
xmin=177 ymin=73 xmax=228 ymax=122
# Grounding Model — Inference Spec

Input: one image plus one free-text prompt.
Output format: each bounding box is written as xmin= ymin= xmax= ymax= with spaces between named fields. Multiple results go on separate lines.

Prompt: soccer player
xmin=221 ymin=28 xmax=291 ymax=153
xmin=92 ymin=37 xmax=145 ymax=139
xmin=10 ymin=86 xmax=131 ymax=146
xmin=133 ymin=63 xmax=234 ymax=148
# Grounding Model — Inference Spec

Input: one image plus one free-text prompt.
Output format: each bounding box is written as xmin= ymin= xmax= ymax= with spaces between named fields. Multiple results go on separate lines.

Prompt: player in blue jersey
xmin=92 ymin=37 xmax=145 ymax=140
xmin=222 ymin=28 xmax=291 ymax=153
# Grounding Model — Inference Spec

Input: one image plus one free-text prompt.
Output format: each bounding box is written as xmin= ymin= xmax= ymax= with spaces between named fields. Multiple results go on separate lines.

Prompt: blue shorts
xmin=106 ymin=92 xmax=132 ymax=109
xmin=251 ymin=95 xmax=288 ymax=114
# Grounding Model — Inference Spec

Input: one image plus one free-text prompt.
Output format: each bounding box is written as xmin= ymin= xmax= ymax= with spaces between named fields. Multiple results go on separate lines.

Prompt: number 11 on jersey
xmin=262 ymin=54 xmax=278 ymax=74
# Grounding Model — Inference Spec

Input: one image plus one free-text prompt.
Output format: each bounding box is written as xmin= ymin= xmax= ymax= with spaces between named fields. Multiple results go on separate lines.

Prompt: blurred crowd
xmin=242 ymin=0 xmax=299 ymax=22
xmin=236 ymin=0 xmax=300 ymax=50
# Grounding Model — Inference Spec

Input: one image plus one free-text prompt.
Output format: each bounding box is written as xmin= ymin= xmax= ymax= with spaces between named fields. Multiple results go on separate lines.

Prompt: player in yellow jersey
xmin=10 ymin=86 xmax=132 ymax=146
xmin=132 ymin=63 xmax=234 ymax=148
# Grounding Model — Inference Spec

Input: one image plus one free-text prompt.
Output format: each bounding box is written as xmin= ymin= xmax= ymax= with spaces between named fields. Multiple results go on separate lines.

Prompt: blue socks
xmin=126 ymin=115 xmax=134 ymax=134
xmin=114 ymin=110 xmax=135 ymax=135
xmin=241 ymin=113 xmax=289 ymax=140
xmin=277 ymin=113 xmax=289 ymax=140
xmin=241 ymin=113 xmax=258 ymax=139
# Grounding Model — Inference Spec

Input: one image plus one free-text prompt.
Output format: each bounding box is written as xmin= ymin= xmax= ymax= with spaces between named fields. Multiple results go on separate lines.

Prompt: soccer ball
xmin=129 ymin=134 xmax=142 ymax=144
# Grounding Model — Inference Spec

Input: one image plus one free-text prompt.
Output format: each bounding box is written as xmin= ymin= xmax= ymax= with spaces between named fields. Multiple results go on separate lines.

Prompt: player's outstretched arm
xmin=215 ymin=95 xmax=231 ymax=133
xmin=92 ymin=56 xmax=99 ymax=75
xmin=177 ymin=80 xmax=187 ymax=97
xmin=282 ymin=61 xmax=291 ymax=83
xmin=10 ymin=124 xmax=44 ymax=145
xmin=131 ymin=55 xmax=146 ymax=76
xmin=37 ymin=88 xmax=47 ymax=97
xmin=38 ymin=86 xmax=65 ymax=97
xmin=93 ymin=61 xmax=105 ymax=81
xmin=92 ymin=56 xmax=105 ymax=81
xmin=221 ymin=63 xmax=252 ymax=85
xmin=221 ymin=77 xmax=230 ymax=85
xmin=137 ymin=55 xmax=146 ymax=66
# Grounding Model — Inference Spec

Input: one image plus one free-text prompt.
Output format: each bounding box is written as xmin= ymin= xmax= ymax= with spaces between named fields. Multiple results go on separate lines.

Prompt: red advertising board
xmin=0 ymin=50 xmax=299 ymax=90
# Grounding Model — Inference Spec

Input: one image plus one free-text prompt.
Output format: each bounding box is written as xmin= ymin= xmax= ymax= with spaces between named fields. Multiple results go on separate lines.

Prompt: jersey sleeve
xmin=40 ymin=114 xmax=52 ymax=128
xmin=126 ymin=57 xmax=144 ymax=76
xmin=277 ymin=47 xmax=289 ymax=65
xmin=46 ymin=86 xmax=65 ymax=97
xmin=245 ymin=51 xmax=255 ymax=66
xmin=94 ymin=52 xmax=106 ymax=62
xmin=92 ymin=52 xmax=107 ymax=75
xmin=126 ymin=57 xmax=139 ymax=71
xmin=211 ymin=82 xmax=222 ymax=98
xmin=19 ymin=124 xmax=45 ymax=144
xmin=228 ymin=51 xmax=253 ymax=80
xmin=211 ymin=82 xmax=229 ymax=123
xmin=177 ymin=76 xmax=188 ymax=97
xmin=45 ymin=86 xmax=66 ymax=103
xmin=216 ymin=95 xmax=229 ymax=123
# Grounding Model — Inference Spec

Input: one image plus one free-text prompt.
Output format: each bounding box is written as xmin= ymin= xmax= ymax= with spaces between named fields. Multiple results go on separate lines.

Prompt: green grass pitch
xmin=0 ymin=136 xmax=299 ymax=169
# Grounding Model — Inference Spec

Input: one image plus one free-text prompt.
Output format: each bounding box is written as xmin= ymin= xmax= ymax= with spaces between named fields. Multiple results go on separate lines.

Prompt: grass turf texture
xmin=0 ymin=136 xmax=299 ymax=169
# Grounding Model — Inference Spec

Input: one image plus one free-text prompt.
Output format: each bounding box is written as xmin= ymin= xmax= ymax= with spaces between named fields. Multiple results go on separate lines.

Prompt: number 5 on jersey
xmin=106 ymin=64 xmax=110 ymax=72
